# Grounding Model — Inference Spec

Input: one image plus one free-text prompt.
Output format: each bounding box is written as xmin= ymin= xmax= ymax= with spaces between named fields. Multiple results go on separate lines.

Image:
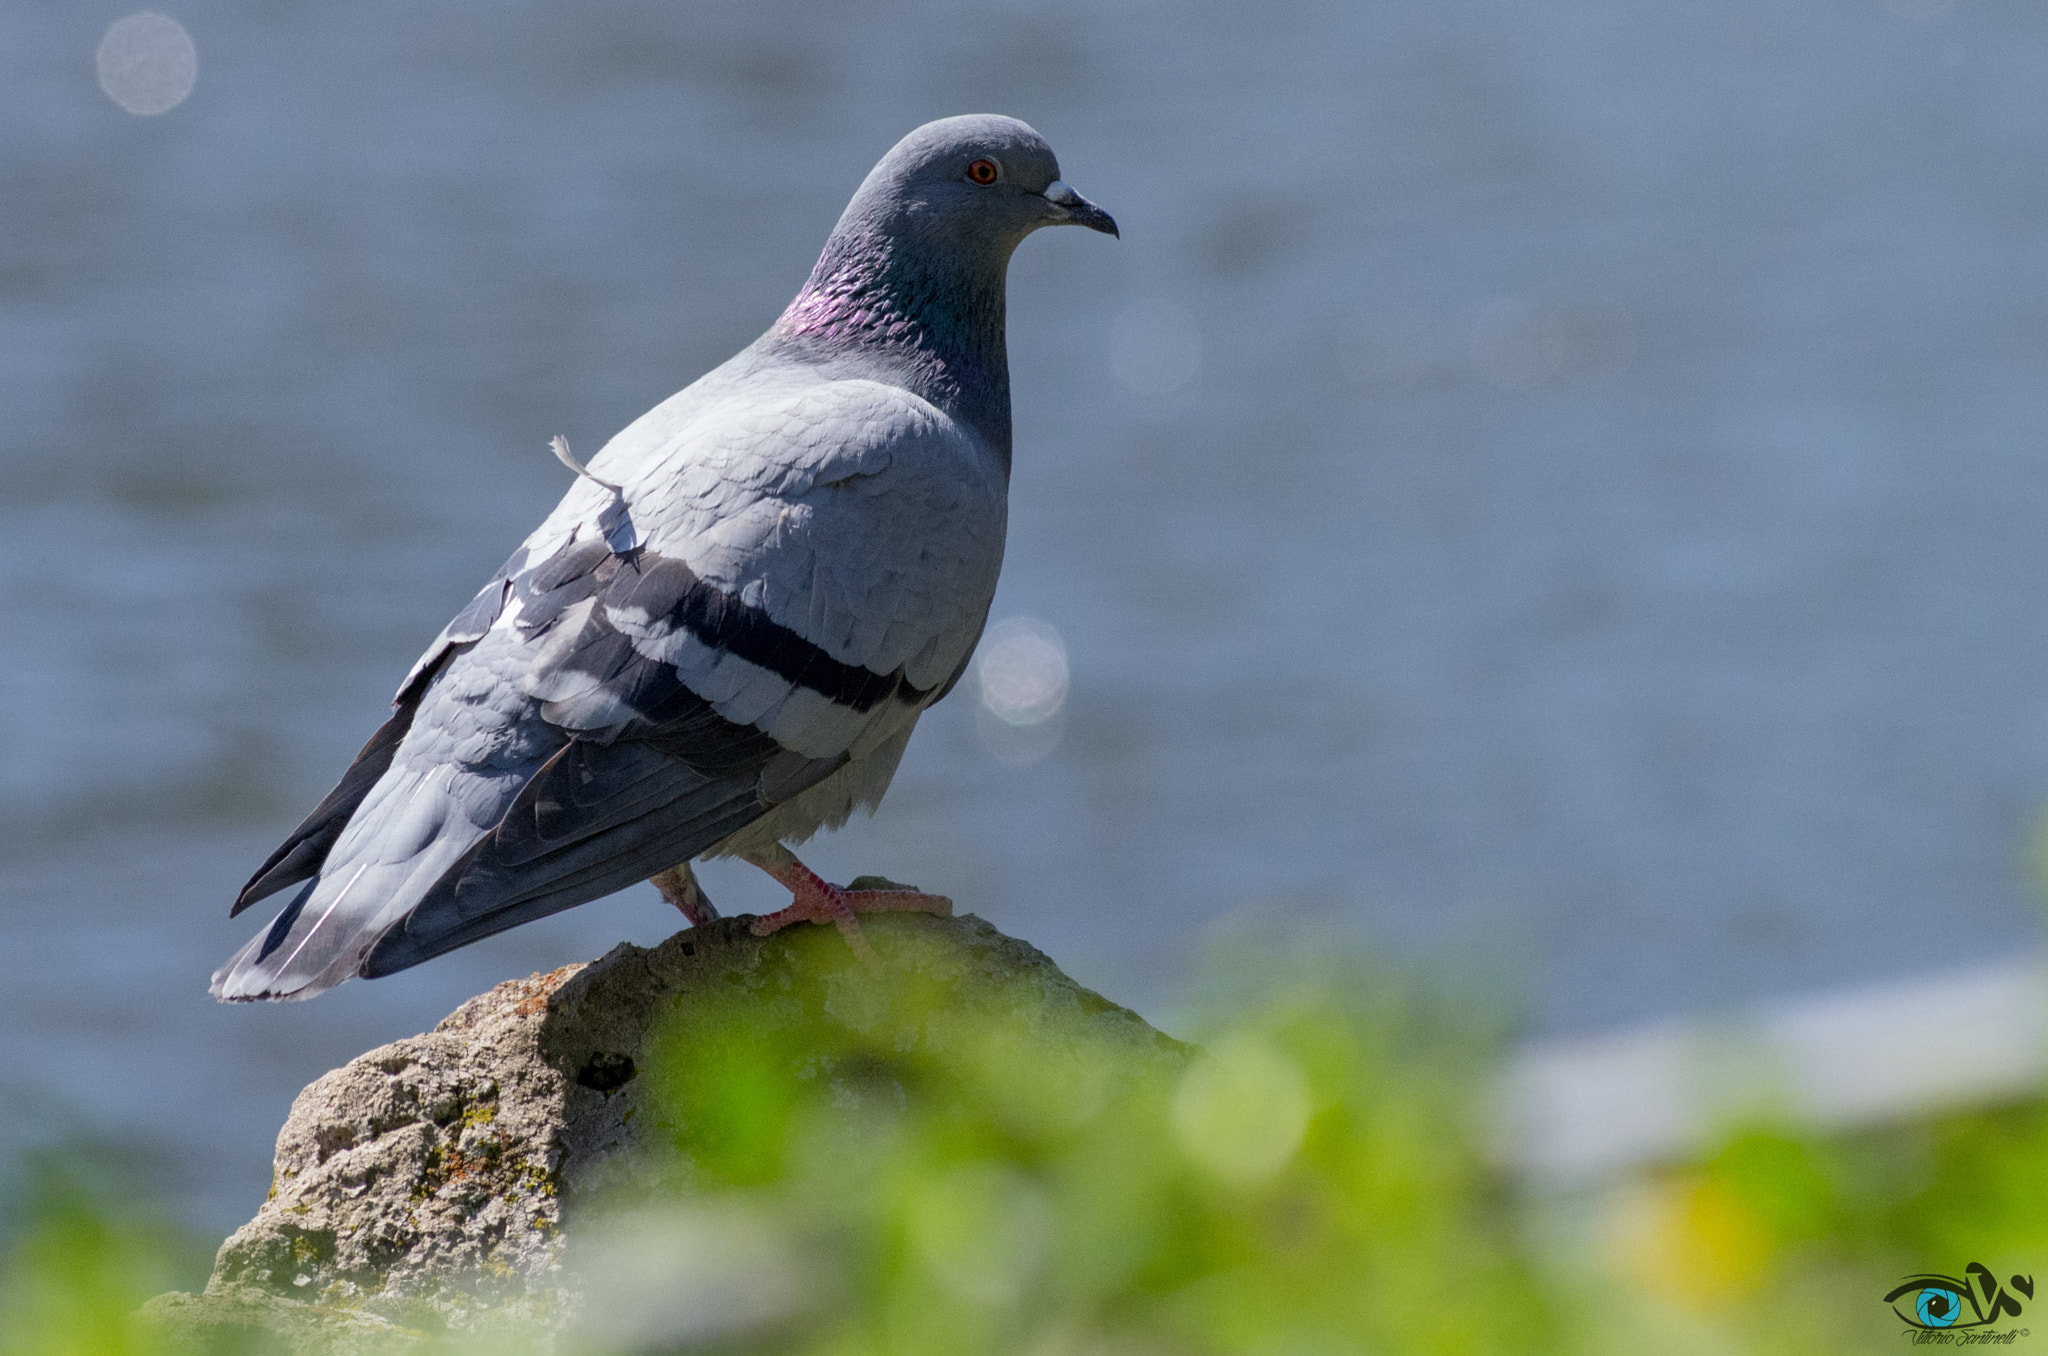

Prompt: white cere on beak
xmin=1043 ymin=180 xmax=1081 ymax=205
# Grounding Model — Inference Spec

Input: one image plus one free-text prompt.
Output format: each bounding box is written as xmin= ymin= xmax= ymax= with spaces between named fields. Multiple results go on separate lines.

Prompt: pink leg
xmin=650 ymin=862 xmax=718 ymax=927
xmin=742 ymin=845 xmax=951 ymax=966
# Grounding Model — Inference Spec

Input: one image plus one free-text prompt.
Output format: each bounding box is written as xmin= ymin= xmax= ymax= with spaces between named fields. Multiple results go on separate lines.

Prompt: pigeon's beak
xmin=1042 ymin=180 xmax=1119 ymax=237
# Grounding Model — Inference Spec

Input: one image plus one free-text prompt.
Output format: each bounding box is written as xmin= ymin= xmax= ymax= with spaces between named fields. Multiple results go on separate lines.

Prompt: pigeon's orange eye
xmin=966 ymin=158 xmax=1000 ymax=186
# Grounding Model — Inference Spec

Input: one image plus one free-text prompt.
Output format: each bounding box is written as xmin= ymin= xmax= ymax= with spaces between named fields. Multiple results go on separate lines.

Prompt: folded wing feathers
xmin=213 ymin=377 xmax=1003 ymax=1001
xmin=361 ymin=741 xmax=841 ymax=978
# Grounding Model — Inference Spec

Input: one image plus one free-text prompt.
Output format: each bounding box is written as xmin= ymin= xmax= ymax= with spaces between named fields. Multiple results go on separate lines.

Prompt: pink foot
xmin=748 ymin=857 xmax=951 ymax=966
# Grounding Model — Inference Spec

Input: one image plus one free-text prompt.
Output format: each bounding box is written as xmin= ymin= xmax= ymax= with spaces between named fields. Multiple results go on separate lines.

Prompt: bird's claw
xmin=748 ymin=863 xmax=951 ymax=970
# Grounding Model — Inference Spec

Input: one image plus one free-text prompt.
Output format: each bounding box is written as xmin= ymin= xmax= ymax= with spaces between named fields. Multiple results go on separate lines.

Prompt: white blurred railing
xmin=1501 ymin=957 xmax=2048 ymax=1182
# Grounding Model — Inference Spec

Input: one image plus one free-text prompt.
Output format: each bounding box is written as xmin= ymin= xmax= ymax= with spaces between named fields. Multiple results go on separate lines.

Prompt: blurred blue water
xmin=5 ymin=0 xmax=2048 ymax=1233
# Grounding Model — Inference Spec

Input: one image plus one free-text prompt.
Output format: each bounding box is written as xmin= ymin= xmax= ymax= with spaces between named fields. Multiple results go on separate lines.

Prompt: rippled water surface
xmin=6 ymin=0 xmax=2048 ymax=1230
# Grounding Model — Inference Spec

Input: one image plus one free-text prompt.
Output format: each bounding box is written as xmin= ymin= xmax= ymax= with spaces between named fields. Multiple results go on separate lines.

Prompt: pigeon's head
xmin=776 ymin=115 xmax=1113 ymax=441
xmin=844 ymin=114 xmax=1117 ymax=258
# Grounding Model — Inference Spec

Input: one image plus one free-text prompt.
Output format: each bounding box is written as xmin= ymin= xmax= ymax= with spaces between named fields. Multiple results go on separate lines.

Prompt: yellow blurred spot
xmin=1171 ymin=1034 xmax=1311 ymax=1186
xmin=1604 ymin=1172 xmax=1775 ymax=1311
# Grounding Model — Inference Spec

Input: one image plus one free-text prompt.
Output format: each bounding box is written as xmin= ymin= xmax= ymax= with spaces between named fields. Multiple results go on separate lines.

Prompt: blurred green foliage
xmin=5 ymin=926 xmax=2048 ymax=1354
xmin=0 ymin=1155 xmax=198 ymax=1356
xmin=584 ymin=926 xmax=1554 ymax=1356
xmin=1584 ymin=1104 xmax=2048 ymax=1353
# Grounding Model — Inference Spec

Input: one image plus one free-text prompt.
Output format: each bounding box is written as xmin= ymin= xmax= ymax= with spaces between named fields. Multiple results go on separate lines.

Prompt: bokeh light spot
xmin=96 ymin=13 xmax=197 ymax=116
xmin=976 ymin=617 xmax=1069 ymax=727
xmin=974 ymin=617 xmax=1069 ymax=766
xmin=1171 ymin=1033 xmax=1312 ymax=1186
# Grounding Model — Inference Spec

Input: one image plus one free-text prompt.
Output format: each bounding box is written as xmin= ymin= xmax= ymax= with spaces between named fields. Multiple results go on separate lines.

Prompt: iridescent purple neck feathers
xmin=768 ymin=225 xmax=1014 ymax=470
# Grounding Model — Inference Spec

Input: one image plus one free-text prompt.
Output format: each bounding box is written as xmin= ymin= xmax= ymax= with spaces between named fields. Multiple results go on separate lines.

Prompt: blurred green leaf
xmin=0 ymin=1156 xmax=194 ymax=1356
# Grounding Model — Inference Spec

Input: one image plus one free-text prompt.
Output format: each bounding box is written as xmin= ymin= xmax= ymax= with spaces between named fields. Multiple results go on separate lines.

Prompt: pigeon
xmin=212 ymin=114 xmax=1116 ymax=1001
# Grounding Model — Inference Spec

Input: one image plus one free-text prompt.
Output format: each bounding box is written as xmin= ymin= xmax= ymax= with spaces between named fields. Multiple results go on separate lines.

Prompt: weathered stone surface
xmin=142 ymin=912 xmax=1183 ymax=1344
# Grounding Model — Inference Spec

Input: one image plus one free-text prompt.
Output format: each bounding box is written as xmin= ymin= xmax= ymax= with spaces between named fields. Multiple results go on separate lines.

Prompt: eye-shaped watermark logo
xmin=1885 ymin=1263 xmax=2033 ymax=1343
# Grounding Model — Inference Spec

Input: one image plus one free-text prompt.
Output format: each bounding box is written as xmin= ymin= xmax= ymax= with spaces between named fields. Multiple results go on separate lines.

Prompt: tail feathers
xmin=211 ymin=769 xmax=497 ymax=1001
xmin=211 ymin=878 xmax=320 ymax=998
xmin=211 ymin=870 xmax=375 ymax=1003
xmin=232 ymin=703 xmax=421 ymax=917
xmin=211 ymin=836 xmax=483 ymax=1001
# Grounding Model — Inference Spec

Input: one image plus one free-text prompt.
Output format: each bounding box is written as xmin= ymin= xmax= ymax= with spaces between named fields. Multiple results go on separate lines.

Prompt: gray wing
xmin=360 ymin=550 xmax=857 ymax=977
xmin=212 ymin=375 xmax=1005 ymax=1001
xmin=229 ymin=548 xmax=528 ymax=916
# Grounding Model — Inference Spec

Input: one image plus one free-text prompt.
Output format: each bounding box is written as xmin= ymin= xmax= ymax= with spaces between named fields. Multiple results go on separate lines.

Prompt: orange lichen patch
xmin=511 ymin=965 xmax=581 ymax=1017
xmin=412 ymin=1139 xmax=507 ymax=1202
xmin=439 ymin=1148 xmax=484 ymax=1185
